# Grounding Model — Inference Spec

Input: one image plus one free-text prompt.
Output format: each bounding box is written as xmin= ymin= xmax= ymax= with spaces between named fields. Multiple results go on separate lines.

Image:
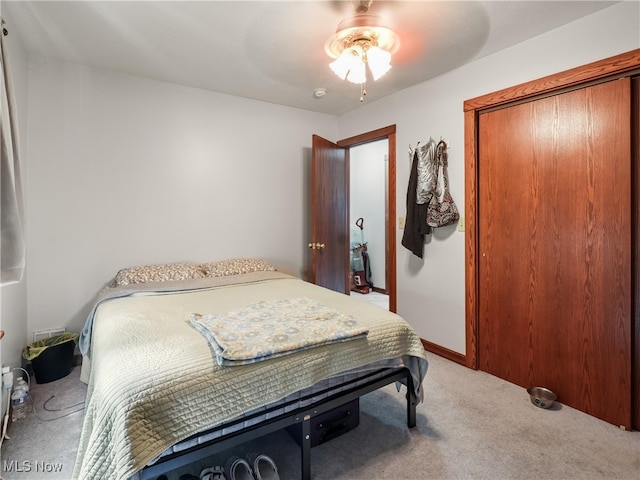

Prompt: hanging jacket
xmin=401 ymin=150 xmax=431 ymax=258
xmin=415 ymin=138 xmax=438 ymax=205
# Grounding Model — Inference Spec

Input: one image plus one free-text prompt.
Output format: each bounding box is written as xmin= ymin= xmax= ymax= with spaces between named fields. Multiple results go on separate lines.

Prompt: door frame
xmin=463 ymin=49 xmax=640 ymax=428
xmin=338 ymin=125 xmax=397 ymax=313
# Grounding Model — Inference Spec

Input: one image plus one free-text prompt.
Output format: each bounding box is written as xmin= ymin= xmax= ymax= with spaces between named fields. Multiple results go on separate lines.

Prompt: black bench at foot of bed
xmin=139 ymin=367 xmax=417 ymax=480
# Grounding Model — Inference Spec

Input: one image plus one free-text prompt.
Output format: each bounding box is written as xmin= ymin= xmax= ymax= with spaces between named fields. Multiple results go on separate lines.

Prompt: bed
xmin=72 ymin=259 xmax=428 ymax=480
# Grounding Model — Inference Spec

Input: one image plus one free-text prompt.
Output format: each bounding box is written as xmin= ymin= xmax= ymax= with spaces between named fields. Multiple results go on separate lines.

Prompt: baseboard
xmin=420 ymin=338 xmax=466 ymax=366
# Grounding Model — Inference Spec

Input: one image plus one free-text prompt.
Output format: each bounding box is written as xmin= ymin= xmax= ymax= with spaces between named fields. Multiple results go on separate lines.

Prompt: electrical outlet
xmin=457 ymin=216 xmax=465 ymax=232
xmin=398 ymin=217 xmax=405 ymax=229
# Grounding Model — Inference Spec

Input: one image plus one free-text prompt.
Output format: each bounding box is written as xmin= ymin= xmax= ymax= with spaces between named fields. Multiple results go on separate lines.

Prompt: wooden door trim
xmin=464 ymin=49 xmax=640 ymax=372
xmin=338 ymin=125 xmax=397 ymax=313
xmin=633 ymin=76 xmax=640 ymax=431
xmin=464 ymin=49 xmax=640 ymax=112
xmin=338 ymin=125 xmax=396 ymax=147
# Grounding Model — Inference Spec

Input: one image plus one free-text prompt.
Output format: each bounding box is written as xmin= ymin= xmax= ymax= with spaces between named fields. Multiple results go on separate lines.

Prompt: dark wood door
xmin=310 ymin=135 xmax=349 ymax=293
xmin=633 ymin=76 xmax=640 ymax=432
xmin=478 ymin=78 xmax=632 ymax=429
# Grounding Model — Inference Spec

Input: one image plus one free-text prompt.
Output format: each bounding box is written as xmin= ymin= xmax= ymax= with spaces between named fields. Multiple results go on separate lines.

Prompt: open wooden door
xmin=310 ymin=134 xmax=349 ymax=293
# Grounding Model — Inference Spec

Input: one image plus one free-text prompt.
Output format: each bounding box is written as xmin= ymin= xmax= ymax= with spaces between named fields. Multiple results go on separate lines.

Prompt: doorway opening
xmin=310 ymin=125 xmax=396 ymax=312
xmin=348 ymin=139 xmax=389 ymax=311
xmin=338 ymin=125 xmax=396 ymax=313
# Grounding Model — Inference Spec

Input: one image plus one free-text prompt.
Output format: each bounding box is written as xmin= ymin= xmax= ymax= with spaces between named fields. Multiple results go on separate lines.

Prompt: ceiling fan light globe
xmin=330 ymin=46 xmax=364 ymax=82
xmin=329 ymin=48 xmax=354 ymax=79
xmin=346 ymin=60 xmax=367 ymax=84
xmin=366 ymin=46 xmax=392 ymax=80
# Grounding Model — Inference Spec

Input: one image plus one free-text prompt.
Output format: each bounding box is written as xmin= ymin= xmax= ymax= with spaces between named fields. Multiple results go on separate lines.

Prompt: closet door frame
xmin=463 ymin=49 xmax=640 ymax=427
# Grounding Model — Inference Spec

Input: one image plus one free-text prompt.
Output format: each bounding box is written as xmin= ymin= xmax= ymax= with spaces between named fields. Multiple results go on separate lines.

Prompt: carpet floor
xmin=1 ymin=353 xmax=638 ymax=479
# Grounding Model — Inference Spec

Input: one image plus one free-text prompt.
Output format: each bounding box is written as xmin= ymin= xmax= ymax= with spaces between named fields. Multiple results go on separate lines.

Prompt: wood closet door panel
xmin=633 ymin=76 xmax=640 ymax=432
xmin=478 ymin=78 xmax=632 ymax=429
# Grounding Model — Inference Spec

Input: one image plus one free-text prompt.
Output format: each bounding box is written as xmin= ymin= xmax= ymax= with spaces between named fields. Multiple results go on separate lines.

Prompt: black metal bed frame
xmin=140 ymin=367 xmax=417 ymax=480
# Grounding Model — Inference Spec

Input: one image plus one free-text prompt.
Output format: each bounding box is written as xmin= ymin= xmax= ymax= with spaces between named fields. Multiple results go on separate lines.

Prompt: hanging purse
xmin=426 ymin=140 xmax=460 ymax=228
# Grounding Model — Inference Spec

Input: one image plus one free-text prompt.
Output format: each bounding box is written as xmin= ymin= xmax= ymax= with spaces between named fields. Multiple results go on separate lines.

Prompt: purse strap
xmin=435 ymin=140 xmax=450 ymax=199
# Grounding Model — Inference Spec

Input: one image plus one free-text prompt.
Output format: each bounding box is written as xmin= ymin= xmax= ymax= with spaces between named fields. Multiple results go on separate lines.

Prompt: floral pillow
xmin=114 ymin=262 xmax=207 ymax=287
xmin=202 ymin=258 xmax=276 ymax=277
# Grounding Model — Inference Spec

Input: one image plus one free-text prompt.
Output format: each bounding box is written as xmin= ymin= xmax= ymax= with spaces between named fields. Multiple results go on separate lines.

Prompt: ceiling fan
xmin=324 ymin=0 xmax=400 ymax=101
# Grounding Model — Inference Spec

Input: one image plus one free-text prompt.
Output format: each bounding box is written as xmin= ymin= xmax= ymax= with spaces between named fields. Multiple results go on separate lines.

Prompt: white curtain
xmin=0 ymin=19 xmax=25 ymax=286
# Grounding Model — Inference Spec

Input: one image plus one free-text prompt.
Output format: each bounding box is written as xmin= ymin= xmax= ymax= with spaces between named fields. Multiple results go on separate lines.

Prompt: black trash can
xmin=22 ymin=333 xmax=79 ymax=384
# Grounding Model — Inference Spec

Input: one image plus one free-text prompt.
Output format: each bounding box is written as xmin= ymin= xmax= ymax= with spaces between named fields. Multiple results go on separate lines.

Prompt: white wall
xmin=0 ymin=3 xmax=29 ymax=372
xmin=337 ymin=1 xmax=640 ymax=354
xmin=25 ymin=58 xmax=337 ymax=337
xmin=13 ymin=1 xmax=640 ymax=355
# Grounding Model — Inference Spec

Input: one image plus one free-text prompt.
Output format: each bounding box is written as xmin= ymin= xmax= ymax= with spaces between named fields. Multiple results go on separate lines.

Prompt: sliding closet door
xmin=633 ymin=76 xmax=640 ymax=431
xmin=477 ymin=78 xmax=632 ymax=429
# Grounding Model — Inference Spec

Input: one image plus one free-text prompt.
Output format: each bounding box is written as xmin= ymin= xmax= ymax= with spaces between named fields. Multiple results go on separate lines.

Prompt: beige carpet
xmin=1 ymin=354 xmax=639 ymax=479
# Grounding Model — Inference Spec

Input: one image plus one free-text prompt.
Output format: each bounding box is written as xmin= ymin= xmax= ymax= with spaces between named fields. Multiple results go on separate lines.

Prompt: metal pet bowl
xmin=527 ymin=386 xmax=557 ymax=409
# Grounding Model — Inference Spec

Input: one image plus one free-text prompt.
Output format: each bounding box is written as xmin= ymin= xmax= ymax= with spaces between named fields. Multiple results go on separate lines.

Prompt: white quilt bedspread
xmin=72 ymin=271 xmax=428 ymax=480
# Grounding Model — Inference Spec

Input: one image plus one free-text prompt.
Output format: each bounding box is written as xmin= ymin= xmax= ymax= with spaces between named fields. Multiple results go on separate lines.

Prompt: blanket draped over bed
xmin=189 ymin=296 xmax=369 ymax=366
xmin=73 ymin=271 xmax=428 ymax=480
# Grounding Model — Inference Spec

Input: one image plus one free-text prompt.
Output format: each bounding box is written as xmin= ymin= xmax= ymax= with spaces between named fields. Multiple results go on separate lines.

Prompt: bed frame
xmin=139 ymin=367 xmax=417 ymax=480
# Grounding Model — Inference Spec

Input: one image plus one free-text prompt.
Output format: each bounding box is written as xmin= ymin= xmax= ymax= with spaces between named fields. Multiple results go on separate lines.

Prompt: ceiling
xmin=4 ymin=1 xmax=619 ymax=115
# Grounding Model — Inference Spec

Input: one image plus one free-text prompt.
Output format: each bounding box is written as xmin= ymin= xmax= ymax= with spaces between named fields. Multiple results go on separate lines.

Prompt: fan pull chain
xmin=360 ymin=82 xmax=367 ymax=102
